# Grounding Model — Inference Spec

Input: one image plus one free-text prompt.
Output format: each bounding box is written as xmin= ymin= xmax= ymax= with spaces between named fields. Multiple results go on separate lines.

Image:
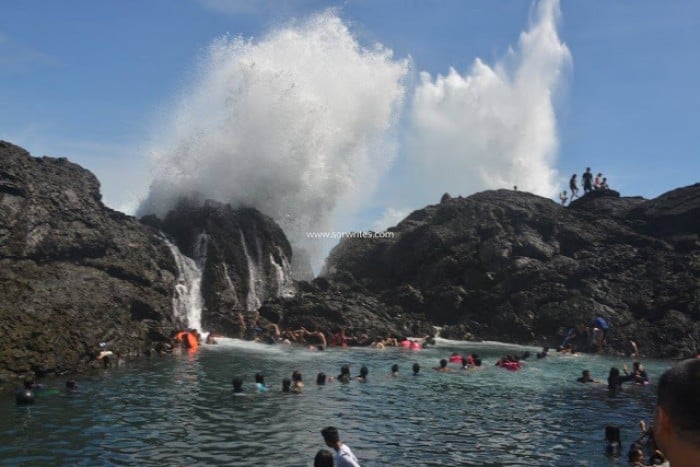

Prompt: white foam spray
xmin=376 ymin=0 xmax=571 ymax=228
xmin=141 ymin=11 xmax=409 ymax=268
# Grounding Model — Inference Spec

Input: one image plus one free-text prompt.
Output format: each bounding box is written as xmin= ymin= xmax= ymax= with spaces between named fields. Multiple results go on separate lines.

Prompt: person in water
xmin=338 ymin=365 xmax=351 ymax=383
xmin=232 ymin=377 xmax=244 ymax=394
xmin=65 ymin=380 xmax=78 ymax=394
xmin=314 ymin=449 xmax=334 ymax=467
xmin=605 ymin=424 xmax=622 ymax=458
xmin=577 ymin=370 xmax=600 ymax=383
xmin=356 ymin=366 xmax=368 ymax=383
xmin=292 ymin=370 xmax=304 ymax=392
xmin=282 ymin=378 xmax=292 ymax=393
xmin=412 ymin=363 xmax=421 ymax=376
xmin=254 ymin=373 xmax=268 ymax=393
xmin=536 ymin=346 xmax=549 ymax=359
xmin=389 ymin=364 xmax=400 ymax=377
xmin=321 ymin=426 xmax=360 ymax=467
xmin=652 ymin=358 xmax=700 ymax=466
xmin=626 ymin=362 xmax=650 ymax=385
xmin=434 ymin=359 xmax=451 ymax=372
xmin=316 ymin=372 xmax=327 ymax=386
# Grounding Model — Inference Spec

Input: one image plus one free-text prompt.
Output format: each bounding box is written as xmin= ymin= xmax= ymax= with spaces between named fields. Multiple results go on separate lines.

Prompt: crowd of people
xmin=13 ymin=327 xmax=700 ymax=466
xmin=559 ymin=166 xmax=611 ymax=206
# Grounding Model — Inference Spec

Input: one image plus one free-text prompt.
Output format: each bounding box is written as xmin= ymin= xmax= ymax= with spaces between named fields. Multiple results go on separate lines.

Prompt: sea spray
xmin=140 ymin=11 xmax=409 ymax=268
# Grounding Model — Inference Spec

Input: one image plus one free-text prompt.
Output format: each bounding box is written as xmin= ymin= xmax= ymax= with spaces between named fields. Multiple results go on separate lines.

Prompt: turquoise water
xmin=0 ymin=339 xmax=670 ymax=466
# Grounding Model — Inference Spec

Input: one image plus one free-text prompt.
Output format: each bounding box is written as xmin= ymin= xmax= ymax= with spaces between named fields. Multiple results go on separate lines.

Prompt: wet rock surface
xmin=0 ymin=141 xmax=179 ymax=382
xmin=325 ymin=187 xmax=700 ymax=358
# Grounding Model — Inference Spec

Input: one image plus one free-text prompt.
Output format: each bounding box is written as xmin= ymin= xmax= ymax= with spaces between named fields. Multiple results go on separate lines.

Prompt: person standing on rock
xmin=582 ymin=168 xmax=593 ymax=194
xmin=569 ymin=174 xmax=579 ymax=200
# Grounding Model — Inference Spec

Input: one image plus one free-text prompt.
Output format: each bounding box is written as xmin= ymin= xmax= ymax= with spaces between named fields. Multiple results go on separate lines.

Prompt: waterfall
xmin=240 ymin=229 xmax=262 ymax=311
xmin=164 ymin=237 xmax=204 ymax=332
xmin=270 ymin=247 xmax=295 ymax=298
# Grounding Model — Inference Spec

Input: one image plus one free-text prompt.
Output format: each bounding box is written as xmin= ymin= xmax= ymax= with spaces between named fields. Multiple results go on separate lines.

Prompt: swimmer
xmin=412 ymin=363 xmax=421 ymax=376
xmin=576 ymin=370 xmax=600 ymax=383
xmin=434 ymin=359 xmax=451 ymax=373
xmin=282 ymin=378 xmax=292 ymax=393
xmin=65 ymin=380 xmax=78 ymax=394
xmin=255 ymin=373 xmax=268 ymax=393
xmin=337 ymin=365 xmax=351 ymax=383
xmin=391 ymin=364 xmax=399 ymax=377
xmin=604 ymin=424 xmax=622 ymax=458
xmin=232 ymin=376 xmax=244 ymax=393
xmin=316 ymin=372 xmax=327 ymax=386
xmin=205 ymin=333 xmax=218 ymax=344
xmin=292 ymin=370 xmax=304 ymax=392
xmin=536 ymin=347 xmax=549 ymax=359
xmin=356 ymin=366 xmax=368 ymax=383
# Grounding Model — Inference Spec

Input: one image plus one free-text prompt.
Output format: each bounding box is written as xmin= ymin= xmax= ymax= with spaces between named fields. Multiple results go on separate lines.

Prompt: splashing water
xmin=140 ymin=11 xmax=409 ymax=268
xmin=164 ymin=238 xmax=204 ymax=331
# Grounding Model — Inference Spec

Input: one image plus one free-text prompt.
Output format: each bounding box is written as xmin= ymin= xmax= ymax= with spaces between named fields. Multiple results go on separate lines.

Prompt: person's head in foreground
xmin=653 ymin=358 xmax=700 ymax=466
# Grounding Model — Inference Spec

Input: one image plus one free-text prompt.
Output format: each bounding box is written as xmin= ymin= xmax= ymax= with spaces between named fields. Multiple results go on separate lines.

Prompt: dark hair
xmin=255 ymin=372 xmax=265 ymax=385
xmin=461 ymin=357 xmax=468 ymax=367
xmin=657 ymin=358 xmax=700 ymax=439
xmin=340 ymin=365 xmax=350 ymax=376
xmin=282 ymin=378 xmax=291 ymax=392
xmin=440 ymin=359 xmax=447 ymax=368
xmin=359 ymin=366 xmax=368 ymax=377
xmin=321 ymin=426 xmax=340 ymax=444
xmin=292 ymin=370 xmax=303 ymax=382
xmin=605 ymin=425 xmax=621 ymax=457
xmin=412 ymin=363 xmax=420 ymax=374
xmin=605 ymin=424 xmax=621 ymax=443
xmin=66 ymin=380 xmax=77 ymax=390
xmin=314 ymin=449 xmax=334 ymax=467
xmin=232 ymin=376 xmax=243 ymax=392
xmin=316 ymin=372 xmax=326 ymax=385
xmin=391 ymin=364 xmax=399 ymax=373
xmin=627 ymin=443 xmax=644 ymax=463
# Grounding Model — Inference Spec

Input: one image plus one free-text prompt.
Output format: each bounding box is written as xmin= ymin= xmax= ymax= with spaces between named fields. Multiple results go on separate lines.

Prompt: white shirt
xmin=336 ymin=443 xmax=360 ymax=467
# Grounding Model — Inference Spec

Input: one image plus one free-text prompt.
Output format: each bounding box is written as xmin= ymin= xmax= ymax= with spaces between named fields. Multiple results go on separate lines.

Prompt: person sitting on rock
xmin=594 ymin=173 xmax=603 ymax=190
xmin=601 ymin=177 xmax=609 ymax=190
xmin=559 ymin=190 xmax=568 ymax=206
xmin=330 ymin=329 xmax=349 ymax=348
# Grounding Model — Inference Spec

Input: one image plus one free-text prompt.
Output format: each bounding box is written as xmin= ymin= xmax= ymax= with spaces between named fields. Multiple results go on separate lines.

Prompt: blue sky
xmin=2 ymin=0 xmax=699 ymax=227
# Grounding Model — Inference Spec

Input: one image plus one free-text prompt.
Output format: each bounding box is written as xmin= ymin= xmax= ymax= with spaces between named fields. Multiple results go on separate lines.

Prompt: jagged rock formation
xmin=144 ymin=199 xmax=296 ymax=337
xmin=324 ymin=186 xmax=700 ymax=358
xmin=0 ymin=141 xmax=179 ymax=382
xmin=260 ymin=274 xmax=434 ymax=341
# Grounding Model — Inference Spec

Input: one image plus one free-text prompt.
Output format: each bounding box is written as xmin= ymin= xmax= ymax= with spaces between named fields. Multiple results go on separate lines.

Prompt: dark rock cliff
xmin=324 ymin=187 xmax=700 ymax=358
xmin=0 ymin=141 xmax=179 ymax=382
xmin=145 ymin=199 xmax=296 ymax=337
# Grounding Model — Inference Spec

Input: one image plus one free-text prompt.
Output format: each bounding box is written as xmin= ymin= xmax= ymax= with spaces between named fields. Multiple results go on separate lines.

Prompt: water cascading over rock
xmin=146 ymin=199 xmax=296 ymax=337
